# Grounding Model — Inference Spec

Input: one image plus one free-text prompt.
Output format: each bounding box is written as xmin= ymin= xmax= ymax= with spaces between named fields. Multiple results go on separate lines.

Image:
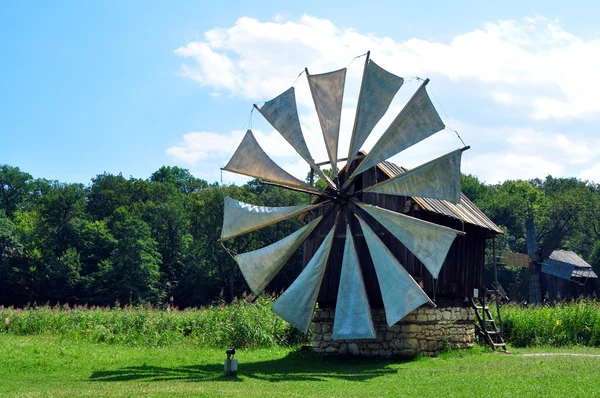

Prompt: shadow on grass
xmin=89 ymin=347 xmax=402 ymax=383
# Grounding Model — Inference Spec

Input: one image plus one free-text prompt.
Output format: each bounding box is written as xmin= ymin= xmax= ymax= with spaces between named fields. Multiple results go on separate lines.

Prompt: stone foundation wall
xmin=312 ymin=304 xmax=475 ymax=357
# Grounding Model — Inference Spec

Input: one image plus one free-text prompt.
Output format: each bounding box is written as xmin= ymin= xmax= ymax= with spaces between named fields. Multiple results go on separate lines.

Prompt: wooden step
xmin=474 ymin=306 xmax=489 ymax=310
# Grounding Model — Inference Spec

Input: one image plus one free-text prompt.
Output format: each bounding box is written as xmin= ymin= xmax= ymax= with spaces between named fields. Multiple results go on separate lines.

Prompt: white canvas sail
xmin=235 ymin=216 xmax=323 ymax=295
xmin=257 ymin=87 xmax=313 ymax=162
xmin=257 ymin=88 xmax=336 ymax=190
xmin=332 ymin=225 xmax=376 ymax=340
xmin=347 ymin=82 xmax=444 ymax=184
xmin=307 ymin=68 xmax=346 ymax=172
xmin=221 ymin=197 xmax=320 ymax=241
xmin=223 ymin=130 xmax=317 ymax=192
xmin=357 ymin=204 xmax=459 ymax=279
xmin=356 ymin=214 xmax=432 ymax=326
xmin=347 ymin=60 xmax=404 ymax=168
xmin=272 ymin=224 xmax=336 ymax=333
xmin=363 ymin=149 xmax=463 ymax=204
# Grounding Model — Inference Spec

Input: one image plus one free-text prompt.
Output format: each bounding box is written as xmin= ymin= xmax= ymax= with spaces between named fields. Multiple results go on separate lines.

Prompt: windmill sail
xmin=332 ymin=225 xmax=376 ymax=340
xmin=307 ymin=68 xmax=346 ymax=172
xmin=363 ymin=148 xmax=463 ymax=204
xmin=235 ymin=216 xmax=323 ymax=295
xmin=358 ymin=204 xmax=459 ymax=279
xmin=257 ymin=88 xmax=336 ymax=190
xmin=272 ymin=223 xmax=336 ymax=333
xmin=347 ymin=60 xmax=404 ymax=168
xmin=257 ymin=87 xmax=313 ymax=162
xmin=223 ymin=130 xmax=318 ymax=192
xmin=221 ymin=197 xmax=320 ymax=241
xmin=347 ymin=81 xmax=444 ymax=185
xmin=356 ymin=214 xmax=432 ymax=326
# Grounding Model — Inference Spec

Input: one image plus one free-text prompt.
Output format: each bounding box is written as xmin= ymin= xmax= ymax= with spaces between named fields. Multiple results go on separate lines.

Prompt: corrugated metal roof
xmin=549 ymin=250 xmax=591 ymax=268
xmin=541 ymin=250 xmax=598 ymax=280
xmin=572 ymin=268 xmax=597 ymax=279
xmin=377 ymin=160 xmax=504 ymax=235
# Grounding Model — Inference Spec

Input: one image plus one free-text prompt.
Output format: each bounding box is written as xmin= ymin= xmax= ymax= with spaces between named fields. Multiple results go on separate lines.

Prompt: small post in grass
xmin=224 ymin=348 xmax=237 ymax=376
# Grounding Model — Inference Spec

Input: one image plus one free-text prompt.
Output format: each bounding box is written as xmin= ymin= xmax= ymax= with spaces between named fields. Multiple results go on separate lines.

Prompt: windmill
xmin=502 ymin=217 xmax=597 ymax=302
xmin=219 ymin=52 xmax=469 ymax=339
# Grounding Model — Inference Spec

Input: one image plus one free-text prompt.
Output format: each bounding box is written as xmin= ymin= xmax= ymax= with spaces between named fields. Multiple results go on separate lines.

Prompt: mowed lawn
xmin=2 ymin=335 xmax=600 ymax=397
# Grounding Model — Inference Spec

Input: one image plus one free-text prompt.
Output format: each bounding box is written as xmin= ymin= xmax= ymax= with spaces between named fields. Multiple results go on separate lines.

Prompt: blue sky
xmin=1 ymin=1 xmax=599 ymax=185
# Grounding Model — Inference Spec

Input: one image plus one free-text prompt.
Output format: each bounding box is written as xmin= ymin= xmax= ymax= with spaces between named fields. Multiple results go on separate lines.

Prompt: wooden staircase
xmin=471 ymin=290 xmax=508 ymax=352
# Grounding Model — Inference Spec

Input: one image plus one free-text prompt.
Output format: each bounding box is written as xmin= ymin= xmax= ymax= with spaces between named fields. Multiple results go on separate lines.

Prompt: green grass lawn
xmin=2 ymin=334 xmax=600 ymax=397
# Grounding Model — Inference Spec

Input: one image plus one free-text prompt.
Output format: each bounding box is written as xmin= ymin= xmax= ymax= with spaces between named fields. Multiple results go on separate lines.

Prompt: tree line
xmin=0 ymin=165 xmax=307 ymax=307
xmin=0 ymin=164 xmax=599 ymax=307
xmin=461 ymin=174 xmax=600 ymax=298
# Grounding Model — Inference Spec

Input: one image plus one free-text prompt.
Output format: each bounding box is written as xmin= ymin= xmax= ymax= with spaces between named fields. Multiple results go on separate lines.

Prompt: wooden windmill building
xmin=305 ymin=155 xmax=503 ymax=357
xmin=220 ymin=53 xmax=504 ymax=358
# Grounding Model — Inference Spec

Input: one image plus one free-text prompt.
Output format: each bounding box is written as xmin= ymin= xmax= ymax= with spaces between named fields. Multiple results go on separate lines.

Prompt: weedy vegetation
xmin=502 ymin=300 xmax=600 ymax=347
xmin=0 ymin=296 xmax=307 ymax=348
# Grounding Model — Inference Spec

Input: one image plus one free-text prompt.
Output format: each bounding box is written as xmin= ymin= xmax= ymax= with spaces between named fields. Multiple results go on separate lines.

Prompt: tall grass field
xmin=502 ymin=300 xmax=600 ymax=347
xmin=0 ymin=296 xmax=307 ymax=348
xmin=3 ymin=298 xmax=600 ymax=348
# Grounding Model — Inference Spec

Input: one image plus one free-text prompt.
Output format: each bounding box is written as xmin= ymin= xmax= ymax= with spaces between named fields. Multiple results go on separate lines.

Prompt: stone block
xmin=416 ymin=314 xmax=428 ymax=322
xmin=339 ymin=344 xmax=348 ymax=355
xmin=408 ymin=339 xmax=419 ymax=350
xmin=348 ymin=343 xmax=360 ymax=355
xmin=390 ymin=339 xmax=403 ymax=349
xmin=428 ymin=340 xmax=439 ymax=351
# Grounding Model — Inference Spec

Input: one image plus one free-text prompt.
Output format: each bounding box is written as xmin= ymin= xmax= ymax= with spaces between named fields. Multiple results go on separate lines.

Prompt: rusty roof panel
xmin=377 ymin=160 xmax=503 ymax=235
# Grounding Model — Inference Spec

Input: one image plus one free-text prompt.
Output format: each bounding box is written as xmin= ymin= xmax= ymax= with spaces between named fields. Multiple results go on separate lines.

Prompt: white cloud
xmin=580 ymin=163 xmax=600 ymax=182
xmin=168 ymin=15 xmax=600 ymax=185
xmin=175 ymin=15 xmax=600 ymax=120
xmin=464 ymin=153 xmax=565 ymax=184
xmin=166 ymin=128 xmax=301 ymax=165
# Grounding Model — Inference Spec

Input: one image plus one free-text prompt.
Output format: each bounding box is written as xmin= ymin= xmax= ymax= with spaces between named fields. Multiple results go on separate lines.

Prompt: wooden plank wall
xmin=304 ymin=163 xmax=489 ymax=307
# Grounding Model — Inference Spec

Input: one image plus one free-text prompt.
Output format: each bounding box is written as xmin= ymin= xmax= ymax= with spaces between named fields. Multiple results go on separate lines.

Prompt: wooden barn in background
xmin=304 ymin=154 xmax=503 ymax=308
xmin=539 ymin=250 xmax=598 ymax=300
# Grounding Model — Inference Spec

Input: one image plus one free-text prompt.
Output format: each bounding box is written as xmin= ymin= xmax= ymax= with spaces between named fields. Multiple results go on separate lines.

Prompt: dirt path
xmin=519 ymin=353 xmax=600 ymax=357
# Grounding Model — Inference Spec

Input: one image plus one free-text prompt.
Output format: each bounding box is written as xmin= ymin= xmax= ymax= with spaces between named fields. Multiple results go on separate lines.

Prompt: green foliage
xmin=95 ymin=209 xmax=163 ymax=305
xmin=0 ymin=165 xmax=33 ymax=218
xmin=0 ymin=296 xmax=307 ymax=348
xmin=150 ymin=165 xmax=209 ymax=194
xmin=0 ymin=213 xmax=22 ymax=256
xmin=502 ymin=301 xmax=600 ymax=347
xmin=1 ymin=160 xmax=599 ymax=309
